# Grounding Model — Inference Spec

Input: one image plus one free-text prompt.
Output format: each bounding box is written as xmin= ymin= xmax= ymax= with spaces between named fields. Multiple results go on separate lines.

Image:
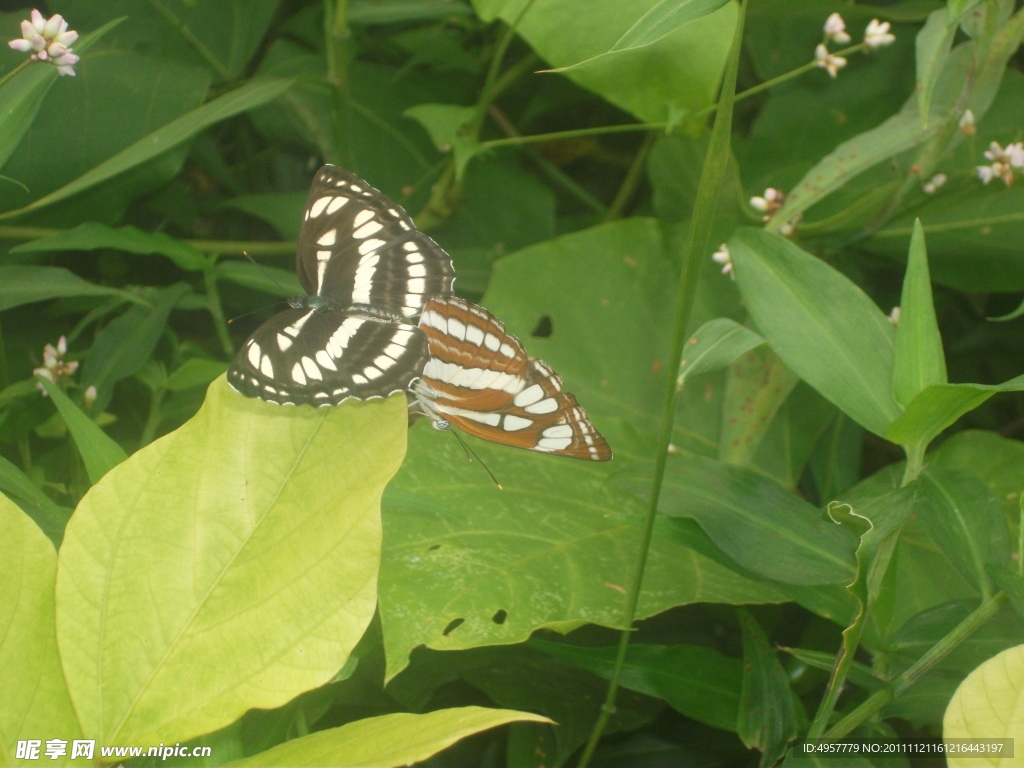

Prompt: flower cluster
xmin=816 ymin=14 xmax=895 ymax=79
xmin=977 ymin=142 xmax=1024 ymax=187
xmin=749 ymin=187 xmax=800 ymax=237
xmin=34 ymin=337 xmax=78 ymax=394
xmin=922 ymin=173 xmax=947 ymax=194
xmin=712 ymin=244 xmax=734 ymax=279
xmin=8 ymin=10 xmax=79 ymax=76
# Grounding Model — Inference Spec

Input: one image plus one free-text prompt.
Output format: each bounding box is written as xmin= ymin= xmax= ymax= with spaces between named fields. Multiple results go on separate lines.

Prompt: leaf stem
xmin=901 ymin=442 xmax=927 ymax=486
xmin=139 ymin=381 xmax=165 ymax=448
xmin=576 ymin=2 xmax=748 ymax=763
xmin=807 ymin=614 xmax=868 ymax=738
xmin=0 ymin=59 xmax=33 ymax=92
xmin=824 ymin=592 xmax=1006 ymax=740
xmin=203 ymin=256 xmax=234 ymax=358
xmin=606 ymin=133 xmax=655 ymax=221
xmin=324 ymin=0 xmax=352 ymax=168
xmin=481 ymin=43 xmax=868 ymax=151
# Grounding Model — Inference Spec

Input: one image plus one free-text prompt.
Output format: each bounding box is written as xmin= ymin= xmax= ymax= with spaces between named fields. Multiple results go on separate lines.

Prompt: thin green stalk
xmin=203 ymin=257 xmax=234 ymax=358
xmin=468 ymin=0 xmax=539 ymax=139
xmin=324 ymin=0 xmax=352 ymax=168
xmin=824 ymin=592 xmax=1006 ymax=740
xmin=807 ymin=615 xmax=869 ymax=738
xmin=139 ymin=382 xmax=165 ymax=448
xmin=18 ymin=437 xmax=31 ymax=474
xmin=0 ymin=59 xmax=32 ymax=92
xmin=606 ymin=133 xmax=655 ymax=221
xmin=482 ymin=42 xmax=868 ymax=151
xmin=576 ymin=2 xmax=748 ymax=764
xmin=901 ymin=441 xmax=927 ymax=486
xmin=1018 ymin=494 xmax=1024 ymax=577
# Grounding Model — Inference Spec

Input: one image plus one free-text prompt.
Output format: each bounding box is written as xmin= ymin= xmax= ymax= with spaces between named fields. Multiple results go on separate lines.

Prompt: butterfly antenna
xmin=242 ymin=250 xmax=291 ymax=296
xmin=227 ymin=301 xmax=286 ymax=325
xmin=450 ymin=428 xmax=502 ymax=490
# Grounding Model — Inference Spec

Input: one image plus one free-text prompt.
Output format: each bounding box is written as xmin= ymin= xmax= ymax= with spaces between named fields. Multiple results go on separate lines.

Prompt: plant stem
xmin=0 ymin=59 xmax=33 ymax=92
xmin=807 ymin=614 xmax=869 ymax=738
xmin=324 ymin=0 xmax=352 ymax=168
xmin=482 ymin=43 xmax=868 ymax=151
xmin=139 ymin=382 xmax=165 ymax=448
xmin=576 ymin=2 xmax=748 ymax=763
xmin=468 ymin=0 xmax=539 ymax=140
xmin=1018 ymin=494 xmax=1024 ymax=577
xmin=824 ymin=592 xmax=1006 ymax=740
xmin=606 ymin=133 xmax=655 ymax=221
xmin=204 ymin=257 xmax=234 ymax=358
xmin=901 ymin=441 xmax=927 ymax=486
xmin=0 ymin=318 xmax=8 ymax=391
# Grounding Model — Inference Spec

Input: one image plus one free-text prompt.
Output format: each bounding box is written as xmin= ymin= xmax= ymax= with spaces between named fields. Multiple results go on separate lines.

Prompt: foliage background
xmin=2 ymin=0 xmax=1024 ymax=765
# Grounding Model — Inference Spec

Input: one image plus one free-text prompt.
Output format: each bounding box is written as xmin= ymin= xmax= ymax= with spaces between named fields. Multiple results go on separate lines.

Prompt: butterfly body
xmin=228 ymin=165 xmax=455 ymax=406
xmin=413 ymin=297 xmax=612 ymax=461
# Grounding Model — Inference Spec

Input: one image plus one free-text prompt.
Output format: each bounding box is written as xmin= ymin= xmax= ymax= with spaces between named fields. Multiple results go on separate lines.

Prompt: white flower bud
xmin=864 ymin=19 xmax=896 ymax=49
xmin=959 ymin=109 xmax=976 ymax=135
xmin=824 ymin=13 xmax=851 ymax=44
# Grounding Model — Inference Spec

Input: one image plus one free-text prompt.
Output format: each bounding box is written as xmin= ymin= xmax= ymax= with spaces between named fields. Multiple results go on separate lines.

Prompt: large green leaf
xmin=932 ymin=430 xmax=1024 ymax=518
xmin=379 ymin=424 xmax=786 ymax=680
xmin=892 ymin=221 xmax=947 ymax=408
xmin=916 ymin=467 xmax=1012 ymax=596
xmin=0 ymin=16 xmax=124 ymax=171
xmin=529 ymin=638 xmax=742 ymax=732
xmin=11 ymin=222 xmax=207 ymax=272
xmin=229 ymin=707 xmax=548 ymax=767
xmin=0 ymin=493 xmax=82 ymax=764
xmin=215 ymin=260 xmax=303 ymax=297
xmin=915 ymin=9 xmax=956 ymax=124
xmin=0 ymin=453 xmax=71 ymax=545
xmin=0 ymin=266 xmax=137 ymax=312
xmin=0 ymin=78 xmax=292 ymax=221
xmin=54 ymin=380 xmax=406 ymax=744
xmin=223 ymin=193 xmax=307 ymax=239
xmin=480 ymin=0 xmax=737 ymax=124
xmin=729 ymin=228 xmax=901 ymax=437
xmin=616 ymin=454 xmax=858 ymax=585
xmin=719 ymin=346 xmax=798 ymax=467
xmin=35 ymin=376 xmax=127 ymax=485
xmin=943 ymin=645 xmax=1024 ymax=765
xmin=885 ymin=377 xmax=1024 ymax=449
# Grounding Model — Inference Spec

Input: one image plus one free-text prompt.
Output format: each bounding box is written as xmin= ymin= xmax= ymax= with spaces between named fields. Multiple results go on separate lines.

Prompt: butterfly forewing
xmin=296 ymin=166 xmax=455 ymax=317
xmin=229 ymin=309 xmax=428 ymax=406
xmin=415 ymin=297 xmax=612 ymax=461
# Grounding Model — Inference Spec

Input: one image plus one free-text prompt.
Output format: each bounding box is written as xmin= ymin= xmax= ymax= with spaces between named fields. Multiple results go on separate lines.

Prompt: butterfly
xmin=228 ymin=165 xmax=456 ymax=406
xmin=410 ymin=297 xmax=612 ymax=461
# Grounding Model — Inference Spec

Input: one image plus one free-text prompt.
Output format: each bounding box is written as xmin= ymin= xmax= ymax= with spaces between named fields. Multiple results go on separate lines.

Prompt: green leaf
xmin=916 ymin=467 xmax=1012 ymax=596
xmin=729 ymin=228 xmax=901 ymax=437
xmin=488 ymin=0 xmax=736 ymax=124
xmin=81 ymin=283 xmax=191 ymax=413
xmin=403 ymin=103 xmax=484 ymax=177
xmin=933 ymin=430 xmax=1024 ymax=519
xmin=10 ymin=222 xmax=207 ymax=272
xmin=943 ymin=644 xmax=1024 ymax=764
xmin=35 ymin=376 xmax=127 ymax=485
xmin=719 ymin=347 xmax=798 ymax=467
xmin=616 ymin=455 xmax=858 ymax=586
xmin=892 ymin=220 xmax=947 ymax=408
xmin=0 ymin=17 xmax=124 ymax=170
xmin=0 ymin=454 xmax=70 ymax=545
xmin=0 ymin=494 xmax=82 ymax=762
xmin=229 ymin=707 xmax=548 ymax=768
xmin=915 ymin=9 xmax=957 ymax=124
xmin=165 ymin=359 xmax=231 ymax=391
xmin=0 ymin=266 xmax=136 ymax=312
xmin=223 ymin=193 xmax=307 ymax=239
xmin=885 ymin=376 xmax=1024 ymax=449
xmin=215 ymin=259 xmax=304 ymax=298
xmin=55 ymin=380 xmax=406 ymax=744
xmin=612 ymin=0 xmax=731 ymax=51
xmin=737 ymin=609 xmax=800 ymax=767
xmin=529 ymin=638 xmax=742 ymax=732
xmin=380 ymin=424 xmax=786 ymax=679
xmin=677 ymin=317 xmax=765 ymax=386
xmin=0 ymin=78 xmax=292 ymax=221
xmin=780 ymin=647 xmax=884 ymax=690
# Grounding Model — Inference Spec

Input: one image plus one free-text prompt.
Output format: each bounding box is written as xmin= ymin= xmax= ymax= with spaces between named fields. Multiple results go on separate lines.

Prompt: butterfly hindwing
xmin=296 ymin=166 xmax=455 ymax=317
xmin=228 ymin=308 xmax=428 ymax=406
xmin=414 ymin=298 xmax=612 ymax=461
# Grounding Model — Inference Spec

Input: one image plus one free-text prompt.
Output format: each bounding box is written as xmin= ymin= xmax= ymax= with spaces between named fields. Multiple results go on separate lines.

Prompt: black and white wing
xmin=296 ymin=165 xmax=455 ymax=317
xmin=227 ymin=308 xmax=429 ymax=406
